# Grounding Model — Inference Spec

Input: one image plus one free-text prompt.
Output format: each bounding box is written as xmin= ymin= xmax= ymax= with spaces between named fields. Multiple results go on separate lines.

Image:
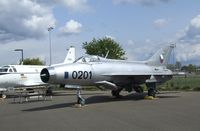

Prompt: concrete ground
xmin=0 ymin=90 xmax=200 ymax=131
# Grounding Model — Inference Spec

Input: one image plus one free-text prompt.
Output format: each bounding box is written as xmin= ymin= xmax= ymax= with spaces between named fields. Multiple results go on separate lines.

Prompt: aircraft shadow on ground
xmin=22 ymin=92 xmax=180 ymax=112
xmin=85 ymin=92 xmax=180 ymax=105
xmin=22 ymin=102 xmax=76 ymax=112
xmin=85 ymin=93 xmax=146 ymax=105
xmin=53 ymin=92 xmax=105 ymax=97
xmin=9 ymin=99 xmax=53 ymax=104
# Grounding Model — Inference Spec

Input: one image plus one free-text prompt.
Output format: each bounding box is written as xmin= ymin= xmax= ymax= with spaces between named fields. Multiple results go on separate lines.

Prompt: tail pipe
xmin=40 ymin=68 xmax=50 ymax=83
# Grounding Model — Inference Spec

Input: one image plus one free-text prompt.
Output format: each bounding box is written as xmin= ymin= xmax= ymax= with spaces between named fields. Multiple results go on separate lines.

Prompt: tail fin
xmin=63 ymin=46 xmax=75 ymax=64
xmin=147 ymin=44 xmax=175 ymax=66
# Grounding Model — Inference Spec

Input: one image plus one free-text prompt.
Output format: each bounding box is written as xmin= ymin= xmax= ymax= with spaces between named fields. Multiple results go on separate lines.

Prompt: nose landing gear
xmin=76 ymin=88 xmax=85 ymax=107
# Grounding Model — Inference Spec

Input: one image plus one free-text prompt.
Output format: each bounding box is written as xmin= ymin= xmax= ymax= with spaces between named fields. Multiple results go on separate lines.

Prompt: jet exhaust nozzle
xmin=40 ymin=68 xmax=50 ymax=83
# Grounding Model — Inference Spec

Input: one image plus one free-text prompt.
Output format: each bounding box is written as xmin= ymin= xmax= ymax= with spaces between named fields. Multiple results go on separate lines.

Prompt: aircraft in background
xmin=0 ymin=46 xmax=75 ymax=98
xmin=40 ymin=44 xmax=175 ymax=105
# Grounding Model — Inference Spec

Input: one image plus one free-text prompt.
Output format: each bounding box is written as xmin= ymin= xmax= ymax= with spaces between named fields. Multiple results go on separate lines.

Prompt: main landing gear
xmin=111 ymin=87 xmax=123 ymax=98
xmin=145 ymin=82 xmax=157 ymax=99
xmin=133 ymin=85 xmax=144 ymax=93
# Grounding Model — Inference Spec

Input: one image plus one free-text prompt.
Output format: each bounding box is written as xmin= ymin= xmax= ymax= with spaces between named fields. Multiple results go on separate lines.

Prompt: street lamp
xmin=14 ymin=49 xmax=23 ymax=65
xmin=48 ymin=27 xmax=53 ymax=66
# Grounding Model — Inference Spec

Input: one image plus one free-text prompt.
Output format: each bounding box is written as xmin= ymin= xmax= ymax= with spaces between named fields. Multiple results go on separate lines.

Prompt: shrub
xmin=181 ymin=86 xmax=191 ymax=91
xmin=193 ymin=87 xmax=200 ymax=91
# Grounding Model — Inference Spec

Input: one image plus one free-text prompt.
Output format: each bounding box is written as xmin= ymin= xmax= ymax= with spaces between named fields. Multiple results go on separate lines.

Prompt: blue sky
xmin=1 ymin=0 xmax=200 ymax=65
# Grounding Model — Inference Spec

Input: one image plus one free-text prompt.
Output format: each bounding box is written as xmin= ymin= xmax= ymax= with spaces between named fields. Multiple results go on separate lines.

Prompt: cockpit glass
xmin=74 ymin=55 xmax=101 ymax=63
xmin=0 ymin=66 xmax=10 ymax=72
xmin=74 ymin=56 xmax=84 ymax=63
xmin=9 ymin=69 xmax=13 ymax=72
xmin=0 ymin=68 xmax=8 ymax=72
xmin=13 ymin=68 xmax=17 ymax=72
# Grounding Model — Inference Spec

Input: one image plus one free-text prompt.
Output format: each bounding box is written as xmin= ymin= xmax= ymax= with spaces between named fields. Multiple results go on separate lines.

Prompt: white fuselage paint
xmin=0 ymin=65 xmax=47 ymax=90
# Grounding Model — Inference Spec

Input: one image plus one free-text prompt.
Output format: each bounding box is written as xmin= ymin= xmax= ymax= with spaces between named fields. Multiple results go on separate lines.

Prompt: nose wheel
xmin=76 ymin=88 xmax=85 ymax=106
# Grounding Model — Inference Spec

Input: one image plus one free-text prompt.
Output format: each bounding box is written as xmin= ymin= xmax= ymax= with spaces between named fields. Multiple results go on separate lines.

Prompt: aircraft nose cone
xmin=40 ymin=68 xmax=50 ymax=83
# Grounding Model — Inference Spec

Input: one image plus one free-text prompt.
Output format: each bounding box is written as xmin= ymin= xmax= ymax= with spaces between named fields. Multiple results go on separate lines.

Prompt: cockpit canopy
xmin=74 ymin=55 xmax=103 ymax=63
xmin=0 ymin=66 xmax=17 ymax=73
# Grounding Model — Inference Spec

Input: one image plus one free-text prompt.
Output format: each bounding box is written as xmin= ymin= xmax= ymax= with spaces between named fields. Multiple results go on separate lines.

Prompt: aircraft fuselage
xmin=41 ymin=61 xmax=172 ymax=86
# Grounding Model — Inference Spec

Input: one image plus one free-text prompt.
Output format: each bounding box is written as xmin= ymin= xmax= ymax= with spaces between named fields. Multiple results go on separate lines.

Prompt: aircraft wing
xmin=95 ymin=81 xmax=118 ymax=90
xmin=0 ymin=88 xmax=7 ymax=91
xmin=22 ymin=81 xmax=47 ymax=87
xmin=102 ymin=71 xmax=172 ymax=76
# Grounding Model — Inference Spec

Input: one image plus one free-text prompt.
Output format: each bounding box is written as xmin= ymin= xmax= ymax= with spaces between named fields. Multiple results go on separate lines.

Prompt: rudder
xmin=147 ymin=44 xmax=175 ymax=66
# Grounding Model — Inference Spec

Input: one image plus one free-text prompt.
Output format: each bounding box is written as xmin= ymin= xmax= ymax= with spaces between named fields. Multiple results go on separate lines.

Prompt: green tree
xmin=83 ymin=37 xmax=126 ymax=59
xmin=188 ymin=64 xmax=196 ymax=73
xmin=22 ymin=58 xmax=45 ymax=65
xmin=181 ymin=65 xmax=188 ymax=71
xmin=181 ymin=64 xmax=197 ymax=73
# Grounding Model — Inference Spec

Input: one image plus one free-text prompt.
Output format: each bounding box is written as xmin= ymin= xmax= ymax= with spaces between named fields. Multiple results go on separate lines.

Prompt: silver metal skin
xmin=40 ymin=45 xmax=174 ymax=105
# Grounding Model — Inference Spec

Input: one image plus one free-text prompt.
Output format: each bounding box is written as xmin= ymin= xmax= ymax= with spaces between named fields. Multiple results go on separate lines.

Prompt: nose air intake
xmin=40 ymin=68 xmax=50 ymax=83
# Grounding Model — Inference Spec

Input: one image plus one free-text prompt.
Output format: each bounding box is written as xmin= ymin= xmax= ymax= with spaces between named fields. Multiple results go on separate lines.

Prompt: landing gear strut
xmin=146 ymin=82 xmax=156 ymax=97
xmin=133 ymin=85 xmax=144 ymax=93
xmin=76 ymin=88 xmax=85 ymax=106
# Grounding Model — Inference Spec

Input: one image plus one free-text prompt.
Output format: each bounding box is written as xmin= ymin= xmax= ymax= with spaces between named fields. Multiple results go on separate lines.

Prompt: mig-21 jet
xmin=40 ymin=44 xmax=174 ymax=105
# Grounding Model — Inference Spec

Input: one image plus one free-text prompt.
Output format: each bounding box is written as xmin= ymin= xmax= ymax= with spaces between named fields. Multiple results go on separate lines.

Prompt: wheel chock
xmin=73 ymin=104 xmax=86 ymax=108
xmin=144 ymin=95 xmax=155 ymax=100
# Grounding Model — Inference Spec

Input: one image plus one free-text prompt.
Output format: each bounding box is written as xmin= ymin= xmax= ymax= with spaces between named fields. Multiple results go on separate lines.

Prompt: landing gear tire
xmin=146 ymin=82 xmax=156 ymax=98
xmin=111 ymin=90 xmax=121 ymax=98
xmin=134 ymin=86 xmax=144 ymax=93
xmin=77 ymin=97 xmax=85 ymax=105
xmin=1 ymin=94 xmax=6 ymax=99
xmin=148 ymin=88 xmax=156 ymax=97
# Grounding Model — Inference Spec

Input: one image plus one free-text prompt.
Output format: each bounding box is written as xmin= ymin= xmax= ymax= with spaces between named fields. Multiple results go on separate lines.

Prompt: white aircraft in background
xmin=0 ymin=46 xmax=75 ymax=98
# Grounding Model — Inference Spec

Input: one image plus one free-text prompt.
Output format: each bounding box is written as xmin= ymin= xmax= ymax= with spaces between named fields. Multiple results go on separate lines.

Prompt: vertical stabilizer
xmin=147 ymin=44 xmax=175 ymax=66
xmin=63 ymin=46 xmax=75 ymax=64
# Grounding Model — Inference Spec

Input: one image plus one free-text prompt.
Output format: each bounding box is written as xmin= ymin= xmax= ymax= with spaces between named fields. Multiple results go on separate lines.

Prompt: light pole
xmin=14 ymin=49 xmax=23 ymax=65
xmin=48 ymin=27 xmax=53 ymax=66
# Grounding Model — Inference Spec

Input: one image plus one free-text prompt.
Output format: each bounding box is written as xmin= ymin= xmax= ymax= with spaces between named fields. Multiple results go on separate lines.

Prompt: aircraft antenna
xmin=105 ymin=50 xmax=109 ymax=58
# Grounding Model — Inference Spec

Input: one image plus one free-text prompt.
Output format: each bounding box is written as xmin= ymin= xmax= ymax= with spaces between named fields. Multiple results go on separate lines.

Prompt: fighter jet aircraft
xmin=40 ymin=44 xmax=174 ymax=105
xmin=0 ymin=46 xmax=75 ymax=98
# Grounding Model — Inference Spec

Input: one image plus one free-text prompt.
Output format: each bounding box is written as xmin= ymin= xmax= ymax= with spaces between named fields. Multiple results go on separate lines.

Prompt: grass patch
xmin=159 ymin=76 xmax=200 ymax=91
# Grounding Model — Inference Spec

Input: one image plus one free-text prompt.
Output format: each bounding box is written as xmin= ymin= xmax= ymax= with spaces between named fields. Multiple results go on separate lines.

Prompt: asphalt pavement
xmin=0 ymin=90 xmax=200 ymax=131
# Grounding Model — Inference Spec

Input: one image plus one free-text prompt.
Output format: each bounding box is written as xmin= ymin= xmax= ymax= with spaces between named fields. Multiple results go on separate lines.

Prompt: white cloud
xmin=178 ymin=15 xmax=200 ymax=43
xmin=127 ymin=40 xmax=135 ymax=45
xmin=34 ymin=0 xmax=90 ymax=12
xmin=105 ymin=35 xmax=116 ymax=40
xmin=123 ymin=39 xmax=165 ymax=61
xmin=0 ymin=0 xmax=56 ymax=43
xmin=145 ymin=39 xmax=152 ymax=43
xmin=113 ymin=0 xmax=170 ymax=6
xmin=60 ymin=0 xmax=89 ymax=12
xmin=176 ymin=43 xmax=200 ymax=64
xmin=174 ymin=14 xmax=200 ymax=64
xmin=153 ymin=18 xmax=168 ymax=29
xmin=190 ymin=15 xmax=200 ymax=28
xmin=59 ymin=19 xmax=82 ymax=35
